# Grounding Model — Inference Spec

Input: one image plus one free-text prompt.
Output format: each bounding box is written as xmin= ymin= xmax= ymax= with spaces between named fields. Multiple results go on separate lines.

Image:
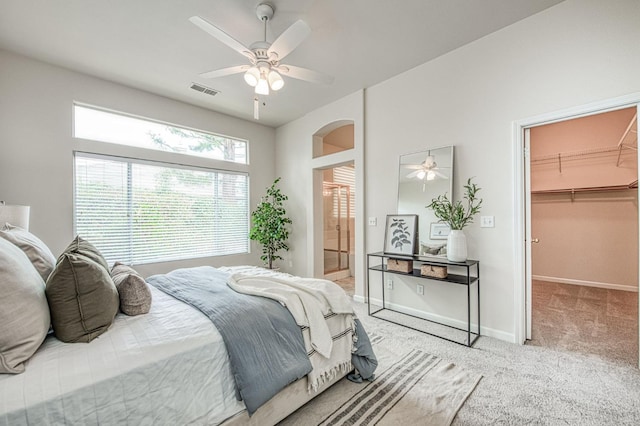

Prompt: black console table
xmin=366 ymin=252 xmax=480 ymax=347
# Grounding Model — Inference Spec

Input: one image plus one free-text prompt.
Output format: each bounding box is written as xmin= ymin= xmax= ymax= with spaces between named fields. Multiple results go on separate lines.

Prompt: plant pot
xmin=447 ymin=230 xmax=467 ymax=262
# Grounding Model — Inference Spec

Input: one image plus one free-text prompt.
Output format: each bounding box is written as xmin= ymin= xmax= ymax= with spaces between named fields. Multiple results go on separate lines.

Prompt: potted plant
xmin=249 ymin=177 xmax=292 ymax=269
xmin=426 ymin=178 xmax=482 ymax=262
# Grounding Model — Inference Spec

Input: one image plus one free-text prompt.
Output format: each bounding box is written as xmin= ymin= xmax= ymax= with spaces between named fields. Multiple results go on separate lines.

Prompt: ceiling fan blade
xmin=189 ymin=16 xmax=255 ymax=60
xmin=199 ymin=65 xmax=249 ymax=79
xmin=406 ymin=170 xmax=421 ymax=179
xmin=405 ymin=165 xmax=422 ymax=170
xmin=434 ymin=171 xmax=448 ymax=179
xmin=268 ymin=20 xmax=311 ymax=61
xmin=275 ymin=64 xmax=334 ymax=85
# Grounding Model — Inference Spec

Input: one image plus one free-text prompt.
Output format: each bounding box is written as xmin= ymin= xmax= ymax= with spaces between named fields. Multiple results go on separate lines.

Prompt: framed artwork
xmin=429 ymin=222 xmax=451 ymax=240
xmin=383 ymin=214 xmax=418 ymax=256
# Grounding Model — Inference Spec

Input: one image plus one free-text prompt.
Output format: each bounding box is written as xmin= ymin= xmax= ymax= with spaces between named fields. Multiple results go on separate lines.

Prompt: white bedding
xmin=0 ymin=286 xmax=245 ymax=425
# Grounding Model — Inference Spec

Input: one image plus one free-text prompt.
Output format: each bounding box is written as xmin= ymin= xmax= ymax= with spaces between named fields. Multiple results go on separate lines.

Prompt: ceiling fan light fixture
xmin=268 ymin=70 xmax=284 ymax=91
xmin=243 ymin=67 xmax=260 ymax=87
xmin=426 ymin=170 xmax=436 ymax=181
xmin=255 ymin=76 xmax=269 ymax=95
xmin=416 ymin=170 xmax=426 ymax=180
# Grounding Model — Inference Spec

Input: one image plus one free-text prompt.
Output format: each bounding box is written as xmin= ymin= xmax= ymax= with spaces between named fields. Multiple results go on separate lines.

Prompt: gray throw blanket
xmin=147 ymin=266 xmax=312 ymax=415
xmin=352 ymin=318 xmax=377 ymax=380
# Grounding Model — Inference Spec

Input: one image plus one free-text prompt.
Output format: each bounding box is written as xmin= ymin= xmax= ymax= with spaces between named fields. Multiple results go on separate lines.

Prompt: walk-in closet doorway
xmin=514 ymin=94 xmax=640 ymax=367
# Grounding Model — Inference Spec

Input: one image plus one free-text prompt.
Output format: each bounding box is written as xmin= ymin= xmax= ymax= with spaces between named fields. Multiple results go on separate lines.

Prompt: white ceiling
xmin=0 ymin=0 xmax=564 ymax=128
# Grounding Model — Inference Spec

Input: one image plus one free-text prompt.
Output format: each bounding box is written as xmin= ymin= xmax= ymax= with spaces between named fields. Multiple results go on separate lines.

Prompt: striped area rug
xmin=280 ymin=346 xmax=481 ymax=426
xmin=319 ymin=350 xmax=439 ymax=425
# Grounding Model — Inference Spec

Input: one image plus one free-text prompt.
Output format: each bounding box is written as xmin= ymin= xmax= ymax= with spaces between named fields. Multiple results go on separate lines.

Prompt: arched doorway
xmin=312 ymin=121 xmax=356 ymax=296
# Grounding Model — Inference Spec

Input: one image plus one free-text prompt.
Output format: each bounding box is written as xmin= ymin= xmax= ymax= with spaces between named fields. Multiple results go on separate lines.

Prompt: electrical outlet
xmin=480 ymin=215 xmax=495 ymax=228
xmin=417 ymin=284 xmax=424 ymax=295
xmin=386 ymin=279 xmax=393 ymax=290
xmin=368 ymin=217 xmax=377 ymax=226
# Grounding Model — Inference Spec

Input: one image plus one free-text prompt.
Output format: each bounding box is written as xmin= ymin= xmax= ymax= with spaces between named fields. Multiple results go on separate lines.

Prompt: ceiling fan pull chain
xmin=254 ymin=96 xmax=260 ymax=120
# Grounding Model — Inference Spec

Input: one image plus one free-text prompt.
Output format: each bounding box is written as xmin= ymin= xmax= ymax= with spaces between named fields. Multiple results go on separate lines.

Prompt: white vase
xmin=447 ymin=230 xmax=467 ymax=262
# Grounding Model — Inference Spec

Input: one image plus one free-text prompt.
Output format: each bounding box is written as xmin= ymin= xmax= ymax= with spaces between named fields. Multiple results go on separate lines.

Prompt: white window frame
xmin=73 ymin=103 xmax=249 ymax=164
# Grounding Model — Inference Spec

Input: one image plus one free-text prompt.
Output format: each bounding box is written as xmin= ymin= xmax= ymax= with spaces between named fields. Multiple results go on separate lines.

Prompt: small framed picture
xmin=383 ymin=214 xmax=418 ymax=256
xmin=429 ymin=222 xmax=451 ymax=240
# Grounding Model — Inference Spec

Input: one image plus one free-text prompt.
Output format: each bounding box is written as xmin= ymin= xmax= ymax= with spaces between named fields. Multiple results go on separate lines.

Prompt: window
xmin=74 ymin=153 xmax=249 ymax=265
xmin=74 ymin=104 xmax=248 ymax=164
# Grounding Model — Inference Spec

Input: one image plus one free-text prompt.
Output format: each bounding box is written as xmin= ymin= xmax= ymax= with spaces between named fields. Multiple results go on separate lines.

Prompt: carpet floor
xmin=281 ymin=300 xmax=640 ymax=425
xmin=528 ymin=280 xmax=638 ymax=365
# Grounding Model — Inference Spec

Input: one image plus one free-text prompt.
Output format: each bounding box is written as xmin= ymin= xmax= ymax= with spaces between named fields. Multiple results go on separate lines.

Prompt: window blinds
xmin=74 ymin=153 xmax=249 ymax=265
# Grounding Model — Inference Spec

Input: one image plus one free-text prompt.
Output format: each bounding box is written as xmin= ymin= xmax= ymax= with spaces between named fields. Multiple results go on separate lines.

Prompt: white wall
xmin=275 ymin=91 xmax=364 ymax=290
xmin=0 ymin=49 xmax=276 ymax=276
xmin=363 ymin=0 xmax=640 ymax=341
xmin=277 ymin=0 xmax=640 ymax=342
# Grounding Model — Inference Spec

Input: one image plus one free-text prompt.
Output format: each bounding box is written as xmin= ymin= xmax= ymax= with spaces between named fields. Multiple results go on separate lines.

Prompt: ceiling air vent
xmin=190 ymin=83 xmax=219 ymax=97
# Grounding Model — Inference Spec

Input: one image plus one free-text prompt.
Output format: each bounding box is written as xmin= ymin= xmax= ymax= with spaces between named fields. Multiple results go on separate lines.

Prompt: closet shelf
xmin=532 ymin=181 xmax=637 ymax=200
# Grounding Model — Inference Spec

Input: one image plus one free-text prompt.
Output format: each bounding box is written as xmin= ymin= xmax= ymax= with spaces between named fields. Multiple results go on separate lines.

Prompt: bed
xmin=0 ymin=230 xmax=374 ymax=426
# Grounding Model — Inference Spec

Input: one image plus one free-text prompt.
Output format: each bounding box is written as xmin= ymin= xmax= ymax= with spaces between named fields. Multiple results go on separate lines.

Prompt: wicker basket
xmin=387 ymin=259 xmax=413 ymax=273
xmin=420 ymin=264 xmax=447 ymax=278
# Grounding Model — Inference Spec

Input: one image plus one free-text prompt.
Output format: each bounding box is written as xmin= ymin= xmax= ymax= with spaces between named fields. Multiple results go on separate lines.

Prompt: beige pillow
xmin=45 ymin=237 xmax=119 ymax=343
xmin=0 ymin=238 xmax=50 ymax=374
xmin=111 ymin=262 xmax=152 ymax=316
xmin=0 ymin=223 xmax=56 ymax=282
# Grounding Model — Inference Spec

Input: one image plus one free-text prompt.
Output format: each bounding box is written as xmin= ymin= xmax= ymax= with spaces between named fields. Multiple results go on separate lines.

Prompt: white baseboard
xmin=353 ymin=294 xmax=366 ymax=304
xmin=352 ymin=295 xmax=514 ymax=343
xmin=532 ymin=275 xmax=638 ymax=292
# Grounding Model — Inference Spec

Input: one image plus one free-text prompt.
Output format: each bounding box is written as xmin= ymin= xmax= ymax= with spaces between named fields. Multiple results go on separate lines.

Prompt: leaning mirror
xmin=397 ymin=146 xmax=454 ymax=256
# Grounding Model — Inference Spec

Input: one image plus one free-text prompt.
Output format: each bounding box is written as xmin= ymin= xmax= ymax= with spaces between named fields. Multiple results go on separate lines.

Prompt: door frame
xmin=512 ymin=93 xmax=640 ymax=363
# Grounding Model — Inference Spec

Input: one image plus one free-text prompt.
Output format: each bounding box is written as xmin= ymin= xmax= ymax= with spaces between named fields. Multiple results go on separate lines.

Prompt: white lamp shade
xmin=255 ymin=77 xmax=269 ymax=95
xmin=268 ymin=70 xmax=284 ymax=91
xmin=0 ymin=204 xmax=30 ymax=230
xmin=416 ymin=170 xmax=426 ymax=180
xmin=243 ymin=67 xmax=260 ymax=87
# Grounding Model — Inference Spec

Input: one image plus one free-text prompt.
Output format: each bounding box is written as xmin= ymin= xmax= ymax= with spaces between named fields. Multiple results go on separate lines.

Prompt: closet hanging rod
xmin=531 ymin=182 xmax=637 ymax=195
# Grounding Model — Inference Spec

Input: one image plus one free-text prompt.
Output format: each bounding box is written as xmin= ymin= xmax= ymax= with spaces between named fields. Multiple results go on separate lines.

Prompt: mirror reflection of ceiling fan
xmin=190 ymin=3 xmax=334 ymax=119
xmin=406 ymin=153 xmax=447 ymax=181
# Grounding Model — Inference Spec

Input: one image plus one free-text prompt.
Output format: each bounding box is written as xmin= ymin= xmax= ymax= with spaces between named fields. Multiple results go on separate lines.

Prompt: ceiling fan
xmin=190 ymin=3 xmax=334 ymax=99
xmin=406 ymin=153 xmax=447 ymax=181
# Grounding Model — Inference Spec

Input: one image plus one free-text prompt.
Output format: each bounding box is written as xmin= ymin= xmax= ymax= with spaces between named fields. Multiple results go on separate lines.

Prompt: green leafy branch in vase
xmin=426 ymin=178 xmax=482 ymax=230
xmin=390 ymin=218 xmax=411 ymax=249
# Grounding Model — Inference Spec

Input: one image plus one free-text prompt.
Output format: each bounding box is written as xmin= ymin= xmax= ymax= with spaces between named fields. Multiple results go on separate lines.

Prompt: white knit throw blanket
xmin=223 ymin=266 xmax=355 ymax=392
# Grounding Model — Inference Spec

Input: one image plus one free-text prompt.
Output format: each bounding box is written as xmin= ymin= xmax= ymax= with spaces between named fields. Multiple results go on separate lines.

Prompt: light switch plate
xmin=368 ymin=217 xmax=377 ymax=226
xmin=480 ymin=216 xmax=495 ymax=228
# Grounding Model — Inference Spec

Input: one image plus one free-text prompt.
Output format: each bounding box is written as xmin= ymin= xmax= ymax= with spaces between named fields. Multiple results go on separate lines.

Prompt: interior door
xmin=323 ymin=183 xmax=350 ymax=274
xmin=524 ymin=128 xmax=533 ymax=340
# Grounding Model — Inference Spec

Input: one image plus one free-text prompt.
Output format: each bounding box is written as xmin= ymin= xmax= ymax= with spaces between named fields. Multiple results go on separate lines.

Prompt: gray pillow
xmin=0 ymin=238 xmax=50 ymax=374
xmin=61 ymin=235 xmax=110 ymax=272
xmin=111 ymin=262 xmax=152 ymax=316
xmin=45 ymin=238 xmax=119 ymax=343
xmin=0 ymin=223 xmax=56 ymax=282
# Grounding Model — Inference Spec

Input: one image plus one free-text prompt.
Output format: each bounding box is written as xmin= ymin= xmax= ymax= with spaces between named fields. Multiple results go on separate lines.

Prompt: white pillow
xmin=0 ymin=238 xmax=50 ymax=374
xmin=0 ymin=223 xmax=56 ymax=281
